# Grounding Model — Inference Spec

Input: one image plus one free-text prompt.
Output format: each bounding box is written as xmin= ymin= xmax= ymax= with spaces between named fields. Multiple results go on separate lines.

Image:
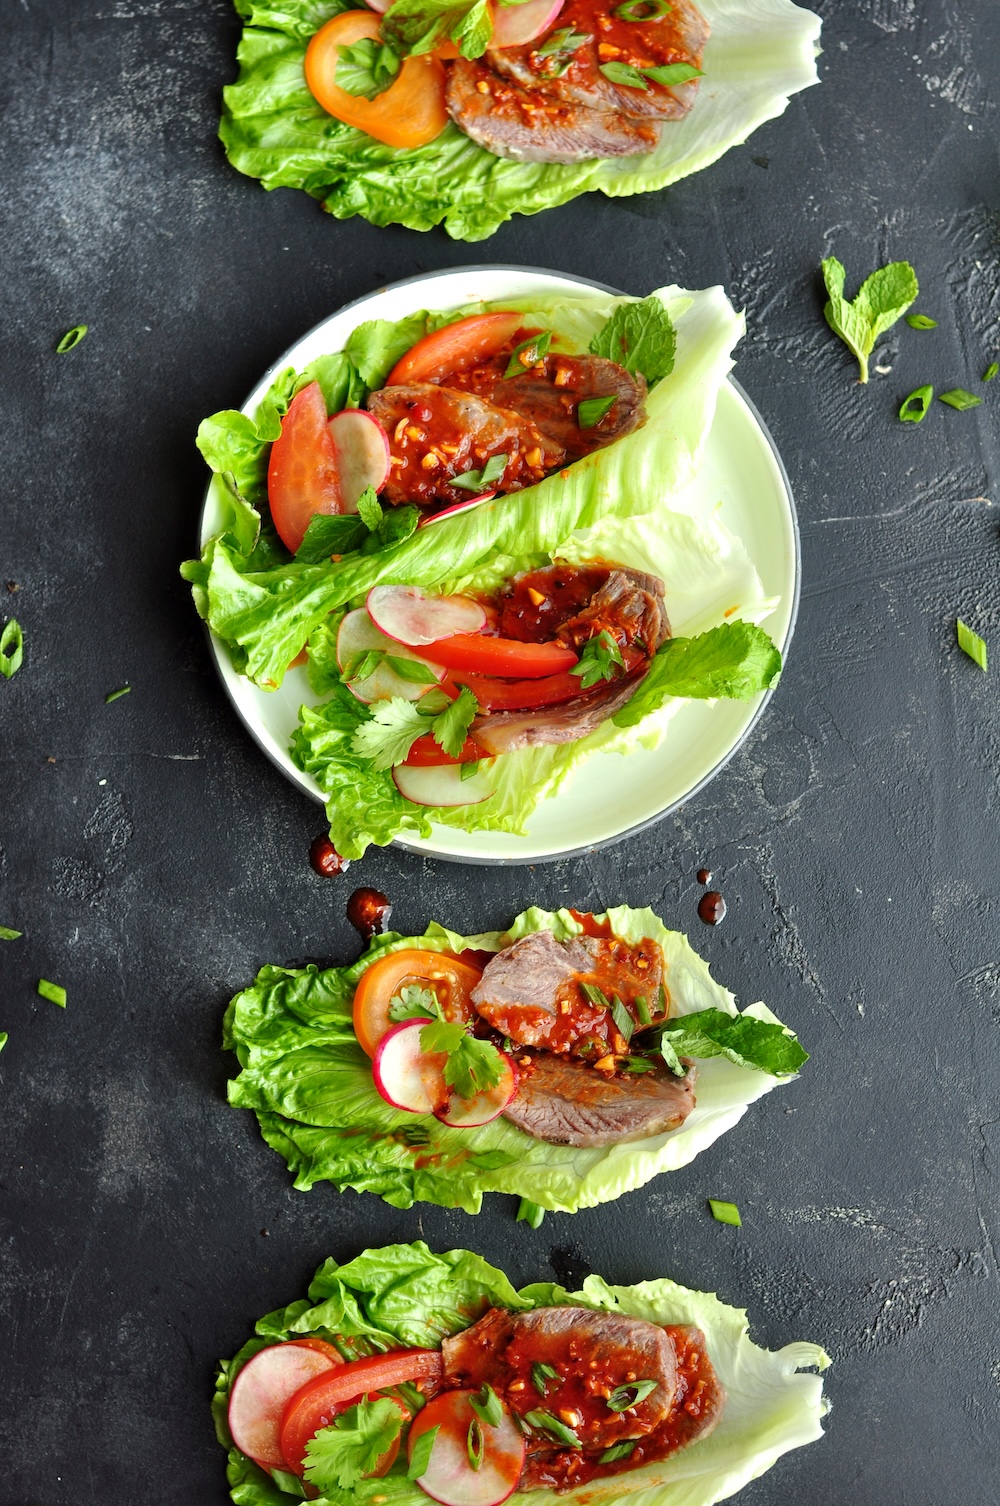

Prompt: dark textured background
xmin=2 ymin=0 xmax=1000 ymax=1500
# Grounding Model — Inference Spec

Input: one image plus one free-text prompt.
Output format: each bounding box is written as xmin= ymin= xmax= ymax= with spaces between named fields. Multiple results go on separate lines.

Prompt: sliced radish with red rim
xmin=407 ymin=1388 xmax=525 ymax=1506
xmin=228 ymin=1340 xmax=342 ymax=1470
xmin=336 ymin=608 xmax=444 ymax=705
xmin=418 ymin=493 xmax=496 ymax=528
xmin=328 ymin=409 xmax=390 ymax=512
xmin=436 ymin=1052 xmax=518 ymax=1127
xmin=372 ymin=1018 xmax=448 ymax=1114
xmin=367 ymin=585 xmax=487 ymax=647
xmin=392 ymin=763 xmax=495 ymax=809
xmin=492 ymin=0 xmax=565 ymax=47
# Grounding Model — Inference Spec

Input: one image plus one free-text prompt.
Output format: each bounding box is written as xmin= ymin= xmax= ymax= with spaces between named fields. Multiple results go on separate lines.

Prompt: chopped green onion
xmin=580 ymin=981 xmax=611 ymax=1010
xmin=634 ymin=994 xmax=651 ymax=1026
xmin=0 ymin=926 xmax=22 ymax=941
xmin=467 ymin=1418 xmax=485 ymax=1471
xmin=599 ymin=1441 xmax=638 ymax=1463
xmin=524 ymin=1411 xmax=582 ymax=1447
xmin=451 ymin=452 xmax=509 ymax=492
xmin=613 ymin=0 xmax=669 ymax=17
xmin=343 ymin=649 xmax=383 ymax=683
xmin=899 ymin=385 xmax=933 ymax=423
xmin=105 ymin=686 xmax=131 ymax=703
xmin=623 ymin=1057 xmax=656 ymax=1073
xmin=641 ymin=61 xmax=702 ymax=86
xmin=606 ymin=1379 xmax=658 ymax=1412
xmin=516 ymin=1197 xmax=544 ymax=1228
xmin=536 ymin=27 xmax=591 ymax=58
xmin=904 ymin=313 xmax=937 ymax=329
xmin=531 ymin=1362 xmax=559 ymax=1396
xmin=708 ymin=1198 xmax=742 ymax=1226
xmin=470 ymin=1385 xmax=504 ymax=1429
xmin=957 ymin=619 xmax=988 ymax=672
xmin=56 ymin=324 xmax=88 ymax=353
xmin=385 ymin=656 xmax=439 ymax=684
xmin=0 ymin=618 xmax=23 ymax=679
xmin=577 ymin=395 xmax=616 ymax=429
xmin=459 ymin=760 xmax=481 ymax=782
xmin=983 ymin=362 xmax=999 ymax=383
xmin=939 ymin=388 xmax=982 ymax=411
xmin=0 ymin=1031 xmax=7 ymax=1054
xmin=407 ymin=1425 xmax=438 ymax=1480
xmin=599 ymin=60 xmax=649 ymax=89
xmin=504 ymin=332 xmax=552 ymax=377
xmin=38 ymin=979 xmax=67 ymax=1008
xmin=610 ymin=994 xmax=633 ymax=1042
xmin=655 ymin=983 xmax=667 ymax=1017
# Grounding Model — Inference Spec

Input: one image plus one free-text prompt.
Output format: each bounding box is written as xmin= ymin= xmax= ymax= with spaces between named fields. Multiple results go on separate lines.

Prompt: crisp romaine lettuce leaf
xmin=215 ymin=1242 xmax=829 ymax=1506
xmin=224 ymin=905 xmax=805 ymax=1212
xmin=220 ymin=0 xmax=820 ymax=240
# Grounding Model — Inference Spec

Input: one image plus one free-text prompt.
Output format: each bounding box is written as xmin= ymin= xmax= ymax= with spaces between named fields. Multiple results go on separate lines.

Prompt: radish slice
xmin=367 ymin=585 xmax=487 ymax=647
xmin=328 ymin=409 xmax=390 ymax=512
xmin=419 ymin=493 xmax=496 ymax=528
xmin=372 ymin=1018 xmax=448 ymax=1114
xmin=228 ymin=1342 xmax=341 ymax=1470
xmin=392 ymin=762 xmax=495 ymax=808
xmin=408 ymin=1389 xmax=525 ymax=1506
xmin=493 ymin=0 xmax=565 ymax=48
xmin=337 ymin=608 xmax=444 ymax=704
xmin=436 ymin=1052 xmax=518 ymax=1127
xmin=365 ymin=0 xmax=392 ymax=10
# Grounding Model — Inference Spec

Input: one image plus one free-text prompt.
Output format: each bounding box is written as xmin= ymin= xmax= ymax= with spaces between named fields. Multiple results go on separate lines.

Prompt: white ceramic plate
xmin=200 ymin=266 xmax=800 ymax=865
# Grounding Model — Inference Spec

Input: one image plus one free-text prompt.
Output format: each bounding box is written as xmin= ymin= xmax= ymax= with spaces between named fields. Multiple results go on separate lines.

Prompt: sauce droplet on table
xmin=698 ymin=891 xmax=726 ymax=926
xmin=309 ymin=833 xmax=350 ymax=877
xmin=696 ymin=868 xmax=712 ymax=885
xmin=347 ymin=887 xmax=393 ymax=939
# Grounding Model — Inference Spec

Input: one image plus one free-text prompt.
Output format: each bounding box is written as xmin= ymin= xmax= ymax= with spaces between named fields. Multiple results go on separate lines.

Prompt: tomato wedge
xmin=386 ymin=313 xmax=525 ymax=386
xmin=403 ymin=734 xmax=482 ymax=767
xmin=353 ymin=949 xmax=483 ymax=1057
xmin=280 ymin=1349 xmax=443 ymax=1475
xmin=305 ymin=13 xmax=447 ymax=149
xmin=267 ymin=381 xmax=343 ymax=554
xmin=442 ymin=669 xmax=583 ymax=712
xmin=424 ymin=633 xmax=578 ymax=678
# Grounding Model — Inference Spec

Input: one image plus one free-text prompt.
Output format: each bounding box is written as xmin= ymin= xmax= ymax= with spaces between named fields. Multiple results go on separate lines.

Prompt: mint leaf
xmin=570 ymin=630 xmax=624 ymax=689
xmin=363 ymin=503 xmax=420 ymax=554
xmin=821 ymin=256 xmax=918 ymax=384
xmin=957 ymin=618 xmax=988 ymax=671
xmin=659 ymin=1008 xmax=807 ymax=1076
xmin=303 ymin=1398 xmax=403 ymax=1492
xmin=351 ymin=697 xmax=427 ymax=770
xmin=0 ymin=618 xmax=24 ymax=679
xmin=938 ymin=388 xmax=982 ymax=412
xmin=589 ymin=295 xmax=675 ymax=385
xmin=432 ymin=686 xmax=479 ymax=757
xmin=296 ymin=513 xmax=367 ymax=561
xmin=613 ymin=622 xmax=781 ymax=727
xmin=335 ymin=37 xmax=400 ymax=100
xmin=899 ymin=385 xmax=933 ymax=424
xmin=419 ymin=1019 xmax=505 ymax=1098
xmin=356 ymin=486 xmax=384 ymax=531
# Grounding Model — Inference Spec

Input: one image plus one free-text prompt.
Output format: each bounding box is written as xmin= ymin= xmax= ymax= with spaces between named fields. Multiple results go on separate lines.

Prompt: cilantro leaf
xmin=432 ymin=686 xmax=479 ymax=757
xmin=570 ymin=630 xmax=624 ymax=689
xmin=382 ymin=0 xmax=492 ymax=59
xmin=451 ymin=452 xmax=508 ymax=492
xmin=303 ymin=1398 xmax=404 ymax=1493
xmin=351 ymin=697 xmax=428 ymax=770
xmin=419 ymin=1019 xmax=506 ymax=1098
xmin=612 ymin=621 xmax=781 ymax=726
xmin=658 ymin=1008 xmax=807 ymax=1077
xmin=589 ymin=294 xmax=676 ymax=385
xmin=388 ymin=983 xmax=443 ymax=1022
xmin=957 ymin=618 xmax=988 ymax=671
xmin=335 ymin=37 xmax=401 ymax=99
xmin=821 ymin=256 xmax=918 ymax=384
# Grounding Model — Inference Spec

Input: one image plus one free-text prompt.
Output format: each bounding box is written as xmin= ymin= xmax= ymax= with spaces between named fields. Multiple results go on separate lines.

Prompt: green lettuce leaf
xmin=224 ymin=905 xmax=805 ymax=1212
xmin=219 ymin=0 xmax=821 ymax=240
xmin=216 ymin=1242 xmax=829 ymax=1506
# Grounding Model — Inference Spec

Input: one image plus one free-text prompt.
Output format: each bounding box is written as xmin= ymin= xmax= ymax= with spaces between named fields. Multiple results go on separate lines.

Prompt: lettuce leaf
xmin=224 ymin=905 xmax=805 ymax=1212
xmin=219 ymin=0 xmax=821 ymax=240
xmin=215 ymin=1242 xmax=829 ymax=1506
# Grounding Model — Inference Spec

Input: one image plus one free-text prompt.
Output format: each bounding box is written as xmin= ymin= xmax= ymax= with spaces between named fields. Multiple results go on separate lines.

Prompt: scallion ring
xmin=612 ymin=0 xmax=670 ymax=20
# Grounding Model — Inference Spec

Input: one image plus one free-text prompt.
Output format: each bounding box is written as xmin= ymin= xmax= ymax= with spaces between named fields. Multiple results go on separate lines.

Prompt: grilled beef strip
xmin=501 ymin=1050 xmax=696 ymax=1146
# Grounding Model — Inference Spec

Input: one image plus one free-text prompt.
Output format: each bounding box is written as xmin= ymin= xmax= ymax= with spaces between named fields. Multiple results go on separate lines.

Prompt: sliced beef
xmin=445 ymin=58 xmax=661 ymax=164
xmin=497 ymin=563 xmax=666 ymax=650
xmin=486 ymin=0 xmax=709 ymax=122
xmin=557 ymin=566 xmax=670 ymax=652
xmin=484 ymin=355 xmax=647 ymax=460
xmin=442 ymin=1305 xmax=678 ymax=1451
xmin=502 ymin=1051 xmax=696 ymax=1146
xmin=470 ymin=665 xmax=645 ymax=756
xmin=367 ymin=382 xmax=563 ymax=508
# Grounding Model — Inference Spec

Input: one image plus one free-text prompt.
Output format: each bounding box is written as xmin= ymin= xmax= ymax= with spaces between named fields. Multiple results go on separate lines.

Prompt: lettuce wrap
xmin=221 ymin=0 xmax=821 ymax=240
xmin=184 ymin=283 xmax=786 ymax=857
xmin=225 ymin=904 xmax=806 ymax=1212
xmin=214 ymin=1241 xmax=830 ymax=1506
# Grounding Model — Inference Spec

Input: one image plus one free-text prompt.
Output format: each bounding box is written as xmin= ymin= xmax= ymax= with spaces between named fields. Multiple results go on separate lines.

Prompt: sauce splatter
xmin=309 ymin=834 xmax=349 ymax=877
xmin=347 ymin=887 xmax=393 ymax=939
xmin=696 ymin=868 xmax=712 ymax=885
xmin=697 ymin=891 xmax=726 ymax=926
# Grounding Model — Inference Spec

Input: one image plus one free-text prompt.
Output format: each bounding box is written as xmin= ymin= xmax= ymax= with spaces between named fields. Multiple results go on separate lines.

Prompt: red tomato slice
xmin=424 ymin=634 xmax=577 ymax=679
xmin=403 ymin=734 xmax=482 ymax=767
xmin=386 ymin=313 xmax=525 ymax=386
xmin=407 ymin=1387 xmax=525 ymax=1506
xmin=280 ymin=1350 xmax=443 ymax=1475
xmin=353 ymin=949 xmax=482 ymax=1057
xmin=267 ymin=381 xmax=343 ymax=554
xmin=442 ymin=670 xmax=583 ymax=712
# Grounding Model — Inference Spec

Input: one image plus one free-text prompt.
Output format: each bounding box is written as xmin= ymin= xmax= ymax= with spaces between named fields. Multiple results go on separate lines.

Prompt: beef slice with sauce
xmin=470 ymin=666 xmax=646 ymax=756
xmin=468 ymin=355 xmax=648 ymax=461
xmin=445 ymin=58 xmax=661 ymax=164
xmin=502 ymin=1051 xmax=696 ymax=1146
xmin=497 ymin=564 xmax=667 ymax=649
xmin=442 ymin=1305 xmax=678 ymax=1452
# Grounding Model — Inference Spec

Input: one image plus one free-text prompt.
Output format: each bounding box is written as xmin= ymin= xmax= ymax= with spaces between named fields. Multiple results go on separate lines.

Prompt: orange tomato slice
xmin=386 ymin=312 xmax=525 ymax=386
xmin=352 ymin=948 xmax=483 ymax=1057
xmin=304 ymin=13 xmax=448 ymax=150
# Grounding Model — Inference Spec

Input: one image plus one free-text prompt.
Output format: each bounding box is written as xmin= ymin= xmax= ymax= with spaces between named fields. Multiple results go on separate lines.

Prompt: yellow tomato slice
xmin=352 ymin=948 xmax=483 ymax=1057
xmin=304 ymin=13 xmax=448 ymax=150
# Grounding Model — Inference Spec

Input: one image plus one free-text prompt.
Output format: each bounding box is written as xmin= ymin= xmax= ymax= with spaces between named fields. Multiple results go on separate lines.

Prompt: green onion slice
xmin=56 ymin=324 xmax=88 ymax=353
xmin=38 ymin=979 xmax=67 ymax=1008
xmin=957 ymin=619 xmax=988 ymax=672
xmin=610 ymin=994 xmax=634 ymax=1042
xmin=577 ymin=394 xmax=616 ymax=429
xmin=467 ymin=1419 xmax=485 ymax=1471
xmin=524 ymin=1410 xmax=582 ymax=1447
xmin=939 ymin=388 xmax=982 ymax=411
xmin=407 ymin=1426 xmax=438 ymax=1480
xmin=0 ymin=618 xmax=24 ymax=679
xmin=599 ymin=1441 xmax=638 ymax=1463
xmin=606 ymin=1379 xmax=658 ymax=1412
xmin=983 ymin=362 xmax=999 ymax=383
xmin=0 ymin=926 xmax=22 ymax=941
xmin=904 ymin=313 xmax=937 ymax=329
xmin=899 ymin=385 xmax=933 ymax=423
xmin=504 ymin=332 xmax=551 ymax=377
xmin=634 ymin=994 xmax=651 ymax=1026
xmin=613 ymin=0 xmax=670 ymax=17
xmin=531 ymin=1362 xmax=559 ymax=1396
xmin=708 ymin=1198 xmax=742 ymax=1226
xmin=105 ymin=686 xmax=131 ymax=703
xmin=470 ymin=1385 xmax=504 ymax=1429
xmin=516 ymin=1197 xmax=544 ymax=1228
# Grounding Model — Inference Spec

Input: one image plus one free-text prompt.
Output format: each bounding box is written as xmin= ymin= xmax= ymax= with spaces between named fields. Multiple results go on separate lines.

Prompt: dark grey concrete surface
xmin=2 ymin=0 xmax=1000 ymax=1500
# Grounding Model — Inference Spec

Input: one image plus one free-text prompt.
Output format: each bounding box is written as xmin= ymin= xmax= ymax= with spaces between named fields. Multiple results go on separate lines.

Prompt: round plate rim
xmin=198 ymin=264 xmax=801 ymax=866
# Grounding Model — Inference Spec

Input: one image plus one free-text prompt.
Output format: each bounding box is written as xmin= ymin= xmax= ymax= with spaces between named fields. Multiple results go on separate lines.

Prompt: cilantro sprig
xmin=351 ymin=686 xmax=479 ymax=769
xmin=821 ymin=256 xmax=918 ymax=384
xmin=420 ymin=1018 xmax=506 ymax=1099
xmin=303 ymin=1398 xmax=404 ymax=1493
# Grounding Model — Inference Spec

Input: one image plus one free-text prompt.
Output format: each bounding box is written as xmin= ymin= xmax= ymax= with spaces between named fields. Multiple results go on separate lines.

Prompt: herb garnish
xmin=419 ymin=1018 xmax=506 ymax=1099
xmin=303 ymin=1397 xmax=404 ymax=1492
xmin=938 ymin=388 xmax=982 ymax=412
xmin=600 ymin=59 xmax=701 ymax=90
xmin=389 ymin=984 xmax=442 ymax=1022
xmin=351 ymin=686 xmax=479 ymax=768
xmin=525 ymin=1411 xmax=582 ymax=1447
xmin=581 ymin=981 xmax=611 ymax=1010
xmin=0 ymin=1032 xmax=7 ymax=1054
xmin=0 ymin=619 xmax=24 ymax=679
xmin=451 ymin=452 xmax=508 ymax=492
xmin=614 ymin=0 xmax=670 ymax=18
xmin=610 ymin=995 xmax=634 ymax=1043
xmin=570 ymin=630 xmax=624 ymax=688
xmin=606 ymin=1379 xmax=658 ymax=1411
xmin=708 ymin=1198 xmax=742 ymax=1226
xmin=517 ymin=1197 xmax=544 ymax=1228
xmin=899 ymin=386 xmax=933 ymax=424
xmin=105 ymin=686 xmax=131 ymax=703
xmin=635 ymin=994 xmax=651 ymax=1026
xmin=381 ymin=0 xmax=492 ymax=60
xmin=577 ymin=394 xmax=617 ymax=429
xmin=904 ymin=313 xmax=937 ymax=330
xmin=535 ymin=27 xmax=591 ymax=74
xmin=296 ymin=490 xmax=419 ymax=562
xmin=656 ymin=1008 xmax=807 ymax=1077
xmin=957 ymin=619 xmax=987 ymax=672
xmin=531 ymin=1362 xmax=560 ymax=1396
xmin=504 ymin=331 xmax=551 ymax=376
xmin=38 ymin=979 xmax=67 ymax=1008
xmin=335 ymin=37 xmax=401 ymax=99
xmin=470 ymin=1384 xmax=504 ymax=1428
xmin=56 ymin=325 xmax=88 ymax=353
xmin=407 ymin=1425 xmax=439 ymax=1480
xmin=821 ymin=256 xmax=918 ymax=383
xmin=467 ymin=1418 xmax=486 ymax=1470
xmin=590 ymin=294 xmax=676 ymax=385
xmin=459 ymin=759 xmax=481 ymax=781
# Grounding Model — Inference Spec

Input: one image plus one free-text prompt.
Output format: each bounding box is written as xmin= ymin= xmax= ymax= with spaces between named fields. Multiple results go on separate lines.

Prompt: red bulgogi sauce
xmin=527 ymin=0 xmax=702 ymax=89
